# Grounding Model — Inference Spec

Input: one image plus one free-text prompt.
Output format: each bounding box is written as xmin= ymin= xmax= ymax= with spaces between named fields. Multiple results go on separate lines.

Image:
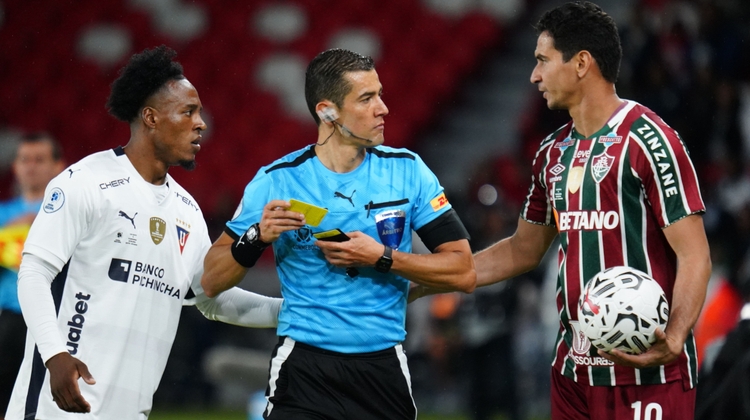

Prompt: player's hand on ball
xmin=598 ymin=328 xmax=682 ymax=368
xmin=46 ymin=352 xmax=96 ymax=413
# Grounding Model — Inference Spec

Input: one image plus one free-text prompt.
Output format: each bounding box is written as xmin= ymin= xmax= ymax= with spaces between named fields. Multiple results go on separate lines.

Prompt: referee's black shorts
xmin=263 ymin=336 xmax=418 ymax=420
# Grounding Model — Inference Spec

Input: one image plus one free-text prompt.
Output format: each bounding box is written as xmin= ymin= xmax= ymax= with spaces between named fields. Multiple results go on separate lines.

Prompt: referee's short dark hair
xmin=305 ymin=49 xmax=375 ymax=126
xmin=106 ymin=45 xmax=185 ymax=123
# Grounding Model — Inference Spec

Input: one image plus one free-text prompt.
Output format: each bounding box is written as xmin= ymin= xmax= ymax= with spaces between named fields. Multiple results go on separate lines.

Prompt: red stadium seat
xmin=0 ymin=0 xmax=505 ymax=211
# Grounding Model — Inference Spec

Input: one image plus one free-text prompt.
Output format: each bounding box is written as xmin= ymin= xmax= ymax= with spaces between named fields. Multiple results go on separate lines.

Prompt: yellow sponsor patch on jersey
xmin=430 ymin=193 xmax=449 ymax=211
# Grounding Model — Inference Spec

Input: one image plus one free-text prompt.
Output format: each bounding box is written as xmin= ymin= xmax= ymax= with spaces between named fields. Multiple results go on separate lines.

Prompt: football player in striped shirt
xmin=414 ymin=2 xmax=712 ymax=419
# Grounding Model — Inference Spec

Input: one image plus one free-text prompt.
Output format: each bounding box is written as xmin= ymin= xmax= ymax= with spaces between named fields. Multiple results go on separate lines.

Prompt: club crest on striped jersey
xmin=591 ymin=152 xmax=615 ymax=183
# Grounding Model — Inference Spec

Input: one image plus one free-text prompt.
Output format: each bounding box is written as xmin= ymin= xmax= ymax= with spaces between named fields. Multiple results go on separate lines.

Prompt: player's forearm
xmin=201 ymin=242 xmax=249 ymax=298
xmin=17 ymin=253 xmax=69 ymax=363
xmin=474 ymin=236 xmax=540 ymax=287
xmin=662 ymin=215 xmax=712 ymax=345
xmin=393 ymin=240 xmax=475 ymax=293
xmin=664 ymin=253 xmax=712 ymax=344
xmin=475 ymin=219 xmax=557 ymax=288
xmin=196 ymin=287 xmax=281 ymax=327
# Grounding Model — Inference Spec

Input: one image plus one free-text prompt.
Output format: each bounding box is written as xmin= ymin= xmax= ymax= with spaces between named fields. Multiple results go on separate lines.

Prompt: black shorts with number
xmin=263 ymin=337 xmax=417 ymax=420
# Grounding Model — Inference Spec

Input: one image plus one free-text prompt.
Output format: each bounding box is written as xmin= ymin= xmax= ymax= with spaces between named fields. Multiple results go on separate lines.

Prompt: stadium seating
xmin=0 ymin=0 xmax=504 ymax=213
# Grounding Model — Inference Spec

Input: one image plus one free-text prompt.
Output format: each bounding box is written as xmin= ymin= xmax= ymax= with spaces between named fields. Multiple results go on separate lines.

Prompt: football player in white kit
xmin=5 ymin=46 xmax=282 ymax=419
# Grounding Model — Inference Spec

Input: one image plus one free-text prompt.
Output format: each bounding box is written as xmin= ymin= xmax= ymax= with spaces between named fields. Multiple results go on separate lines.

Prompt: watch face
xmin=375 ymin=256 xmax=393 ymax=273
xmin=246 ymin=224 xmax=259 ymax=241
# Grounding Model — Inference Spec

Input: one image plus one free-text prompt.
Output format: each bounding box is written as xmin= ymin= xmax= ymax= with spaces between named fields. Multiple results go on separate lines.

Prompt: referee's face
xmin=338 ymin=70 xmax=388 ymax=147
xmin=152 ymin=78 xmax=207 ymax=170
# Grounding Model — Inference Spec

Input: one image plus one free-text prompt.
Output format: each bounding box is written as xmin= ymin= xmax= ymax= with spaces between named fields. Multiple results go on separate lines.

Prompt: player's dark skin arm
xmin=202 ymin=200 xmax=304 ymax=298
xmin=600 ymin=214 xmax=712 ymax=368
xmin=408 ymin=218 xmax=558 ymax=301
xmin=200 ymin=233 xmax=248 ymax=298
xmin=45 ymin=352 xmax=95 ymax=413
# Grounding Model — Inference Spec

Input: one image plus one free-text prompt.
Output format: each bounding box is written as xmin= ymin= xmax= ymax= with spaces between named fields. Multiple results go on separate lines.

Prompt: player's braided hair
xmin=305 ymin=48 xmax=375 ymax=126
xmin=106 ymin=45 xmax=184 ymax=122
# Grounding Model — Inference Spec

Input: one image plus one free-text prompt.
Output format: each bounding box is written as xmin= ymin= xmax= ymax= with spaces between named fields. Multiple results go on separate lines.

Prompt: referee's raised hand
xmin=45 ymin=352 xmax=96 ymax=413
xmin=259 ymin=200 xmax=306 ymax=243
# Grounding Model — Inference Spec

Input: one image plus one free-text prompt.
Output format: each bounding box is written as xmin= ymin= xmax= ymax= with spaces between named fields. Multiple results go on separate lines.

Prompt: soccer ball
xmin=577 ymin=266 xmax=669 ymax=354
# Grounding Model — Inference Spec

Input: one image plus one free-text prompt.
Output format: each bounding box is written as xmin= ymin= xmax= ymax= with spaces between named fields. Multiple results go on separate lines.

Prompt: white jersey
xmin=7 ymin=147 xmax=212 ymax=419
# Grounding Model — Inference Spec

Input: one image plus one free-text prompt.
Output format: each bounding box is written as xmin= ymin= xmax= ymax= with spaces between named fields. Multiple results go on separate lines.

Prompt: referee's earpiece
xmin=316 ymin=106 xmax=373 ymax=144
xmin=317 ymin=107 xmax=339 ymax=123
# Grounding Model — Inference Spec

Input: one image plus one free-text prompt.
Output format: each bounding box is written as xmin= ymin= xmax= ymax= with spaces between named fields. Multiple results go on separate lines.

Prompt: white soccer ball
xmin=577 ymin=266 xmax=669 ymax=354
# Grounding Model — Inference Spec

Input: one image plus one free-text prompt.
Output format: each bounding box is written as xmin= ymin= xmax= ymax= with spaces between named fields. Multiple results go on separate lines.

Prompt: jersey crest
xmin=176 ymin=226 xmax=190 ymax=254
xmin=591 ymin=152 xmax=615 ymax=183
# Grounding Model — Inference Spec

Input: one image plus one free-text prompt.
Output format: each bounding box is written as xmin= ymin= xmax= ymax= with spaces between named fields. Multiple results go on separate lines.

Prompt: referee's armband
xmin=231 ymin=223 xmax=270 ymax=268
xmin=416 ymin=208 xmax=471 ymax=252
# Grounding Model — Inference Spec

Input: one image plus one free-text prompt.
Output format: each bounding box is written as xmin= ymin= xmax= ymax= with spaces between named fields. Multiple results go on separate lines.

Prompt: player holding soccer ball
xmin=410 ymin=2 xmax=711 ymax=419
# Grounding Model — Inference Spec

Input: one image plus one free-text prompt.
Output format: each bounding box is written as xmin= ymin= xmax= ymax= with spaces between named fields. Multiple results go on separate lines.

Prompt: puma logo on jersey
xmin=557 ymin=210 xmax=619 ymax=231
xmin=334 ymin=190 xmax=356 ymax=207
xmin=68 ymin=168 xmax=81 ymax=178
xmin=119 ymin=211 xmax=137 ymax=228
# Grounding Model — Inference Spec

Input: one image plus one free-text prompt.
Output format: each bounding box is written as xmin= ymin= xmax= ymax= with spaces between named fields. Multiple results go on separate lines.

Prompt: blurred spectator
xmin=0 ymin=132 xmax=64 ymax=419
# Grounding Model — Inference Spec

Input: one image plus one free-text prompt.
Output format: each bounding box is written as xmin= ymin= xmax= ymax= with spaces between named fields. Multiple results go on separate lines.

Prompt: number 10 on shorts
xmin=631 ymin=401 xmax=663 ymax=420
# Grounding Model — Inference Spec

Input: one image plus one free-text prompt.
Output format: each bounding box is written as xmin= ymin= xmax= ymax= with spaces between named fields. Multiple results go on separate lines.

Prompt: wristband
xmin=231 ymin=223 xmax=270 ymax=268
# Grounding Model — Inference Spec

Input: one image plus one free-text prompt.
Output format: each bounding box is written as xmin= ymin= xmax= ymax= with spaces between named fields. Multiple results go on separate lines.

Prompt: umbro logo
xmin=119 ymin=211 xmax=137 ymax=228
xmin=334 ymin=190 xmax=355 ymax=207
xmin=550 ymin=163 xmax=566 ymax=176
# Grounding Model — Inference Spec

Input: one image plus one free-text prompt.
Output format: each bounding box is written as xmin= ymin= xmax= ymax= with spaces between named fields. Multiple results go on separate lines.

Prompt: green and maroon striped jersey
xmin=522 ymin=100 xmax=705 ymax=388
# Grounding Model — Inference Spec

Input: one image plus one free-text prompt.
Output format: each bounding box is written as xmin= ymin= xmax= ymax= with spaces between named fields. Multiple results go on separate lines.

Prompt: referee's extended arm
xmin=202 ymin=199 xmax=305 ymax=298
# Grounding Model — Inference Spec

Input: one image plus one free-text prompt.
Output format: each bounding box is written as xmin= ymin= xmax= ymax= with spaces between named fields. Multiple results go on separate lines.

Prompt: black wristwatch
xmin=243 ymin=223 xmax=270 ymax=249
xmin=374 ymin=245 xmax=393 ymax=273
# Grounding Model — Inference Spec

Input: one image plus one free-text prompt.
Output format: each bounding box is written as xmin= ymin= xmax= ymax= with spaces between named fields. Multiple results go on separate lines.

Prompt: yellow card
xmin=289 ymin=199 xmax=328 ymax=227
